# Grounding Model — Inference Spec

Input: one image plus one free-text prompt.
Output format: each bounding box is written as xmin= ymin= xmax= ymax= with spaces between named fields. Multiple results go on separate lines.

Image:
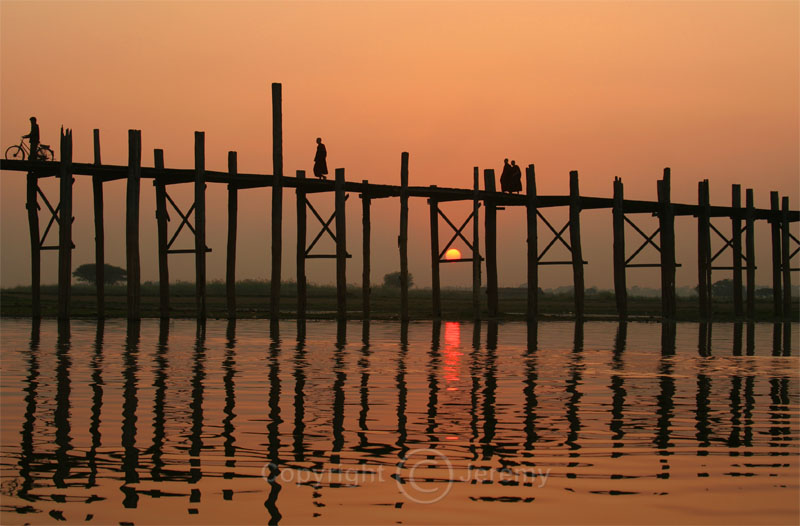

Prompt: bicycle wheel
xmin=5 ymin=145 xmax=25 ymax=160
xmin=37 ymin=147 xmax=54 ymax=162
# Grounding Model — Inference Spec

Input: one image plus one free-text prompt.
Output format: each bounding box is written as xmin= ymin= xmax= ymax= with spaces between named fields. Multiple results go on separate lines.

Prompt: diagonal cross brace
xmin=163 ymin=190 xmax=209 ymax=252
xmin=789 ymin=231 xmax=800 ymax=262
xmin=36 ymin=186 xmax=74 ymax=249
xmin=536 ymin=210 xmax=571 ymax=262
xmin=623 ymin=215 xmax=661 ymax=266
xmin=305 ymin=195 xmax=350 ymax=257
xmin=709 ymin=222 xmax=747 ymax=263
xmin=438 ymin=208 xmax=476 ymax=260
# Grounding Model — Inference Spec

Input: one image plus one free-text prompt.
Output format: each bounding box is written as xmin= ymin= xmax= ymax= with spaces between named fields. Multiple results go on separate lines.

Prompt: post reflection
xmin=18 ymin=319 xmax=41 ymax=501
xmin=331 ymin=319 xmax=346 ymax=458
xmin=523 ymin=320 xmax=539 ymax=451
xmin=264 ymin=319 xmax=282 ymax=525
xmin=427 ymin=320 xmax=441 ymax=445
xmin=53 ymin=321 xmax=72 ymax=491
xmin=469 ymin=322 xmax=481 ymax=461
xmin=151 ymin=319 xmax=168 ymax=483
xmin=87 ymin=320 xmax=105 ymax=488
xmin=223 ymin=319 xmax=238 ymax=486
xmin=4 ymin=318 xmax=797 ymax=523
xmin=293 ymin=320 xmax=307 ymax=462
xmin=121 ymin=320 xmax=140 ymax=508
xmin=655 ymin=322 xmax=676 ymax=478
xmin=609 ymin=322 xmax=627 ymax=457
xmin=396 ymin=321 xmax=409 ymax=461
xmin=564 ymin=322 xmax=584 ymax=454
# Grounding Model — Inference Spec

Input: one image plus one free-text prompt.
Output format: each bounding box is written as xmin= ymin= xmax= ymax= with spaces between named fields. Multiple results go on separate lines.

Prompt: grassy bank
xmin=1 ymin=281 xmax=796 ymax=321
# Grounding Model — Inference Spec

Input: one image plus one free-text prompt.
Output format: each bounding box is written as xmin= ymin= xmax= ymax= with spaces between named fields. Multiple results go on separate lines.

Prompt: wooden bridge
xmin=1 ymin=83 xmax=798 ymax=321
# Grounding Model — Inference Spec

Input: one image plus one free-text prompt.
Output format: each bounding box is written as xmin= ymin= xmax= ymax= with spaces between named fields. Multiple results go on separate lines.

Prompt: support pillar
xmin=296 ymin=170 xmax=306 ymax=318
xmin=92 ymin=129 xmax=104 ymax=317
xmin=569 ymin=171 xmax=584 ymax=319
xmin=154 ymin=149 xmax=169 ymax=318
xmin=697 ymin=180 xmax=711 ymax=319
xmin=658 ymin=168 xmax=676 ymax=319
xmin=770 ymin=191 xmax=782 ymax=317
xmin=335 ymin=168 xmax=347 ymax=320
xmin=612 ymin=176 xmax=626 ymax=318
xmin=400 ymin=152 xmax=409 ymax=322
xmin=732 ymin=184 xmax=743 ymax=317
xmin=227 ymin=152 xmax=239 ymax=319
xmin=483 ymin=168 xmax=498 ymax=318
xmin=361 ymin=180 xmax=371 ymax=319
xmin=745 ymin=189 xmax=755 ymax=318
xmin=271 ymin=82 xmax=283 ymax=321
xmin=26 ymin=170 xmax=40 ymax=318
xmin=57 ymin=128 xmax=73 ymax=320
xmin=472 ymin=167 xmax=481 ymax=320
xmin=126 ymin=130 xmax=141 ymax=319
xmin=781 ymin=196 xmax=791 ymax=320
xmin=429 ymin=188 xmax=441 ymax=319
xmin=195 ymin=132 xmax=206 ymax=320
xmin=527 ymin=165 xmax=539 ymax=320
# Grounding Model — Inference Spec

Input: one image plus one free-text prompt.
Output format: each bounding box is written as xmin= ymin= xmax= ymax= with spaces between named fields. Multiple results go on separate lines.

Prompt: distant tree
xmin=73 ymin=263 xmax=127 ymax=285
xmin=755 ymin=287 xmax=773 ymax=298
xmin=383 ymin=271 xmax=414 ymax=288
xmin=710 ymin=278 xmax=744 ymax=298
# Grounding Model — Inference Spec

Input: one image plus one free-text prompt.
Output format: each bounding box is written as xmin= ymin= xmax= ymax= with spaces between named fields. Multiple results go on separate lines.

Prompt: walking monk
xmin=313 ymin=137 xmax=328 ymax=180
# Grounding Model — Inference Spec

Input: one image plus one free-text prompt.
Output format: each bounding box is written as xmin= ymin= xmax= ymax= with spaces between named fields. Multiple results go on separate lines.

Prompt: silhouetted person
xmin=510 ymin=160 xmax=522 ymax=193
xmin=313 ymin=137 xmax=328 ymax=180
xmin=23 ymin=117 xmax=39 ymax=160
xmin=499 ymin=158 xmax=512 ymax=193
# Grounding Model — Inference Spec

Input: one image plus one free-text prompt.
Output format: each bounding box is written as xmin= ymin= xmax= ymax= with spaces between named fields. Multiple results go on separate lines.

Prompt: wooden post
xmin=658 ymin=168 xmax=676 ymax=319
xmin=57 ymin=128 xmax=73 ymax=320
xmin=361 ymin=179 xmax=371 ymax=319
xmin=26 ymin=168 xmax=40 ymax=318
xmin=335 ymin=168 xmax=347 ymax=320
xmin=770 ymin=191 xmax=782 ymax=317
xmin=92 ymin=129 xmax=104 ymax=317
xmin=569 ymin=171 xmax=584 ymax=319
xmin=745 ymin=189 xmax=755 ymax=318
xmin=295 ymin=170 xmax=307 ymax=318
xmin=429 ymin=188 xmax=441 ymax=319
xmin=400 ymin=152 xmax=409 ymax=322
xmin=732 ymin=184 xmax=743 ymax=317
xmin=697 ymin=180 xmax=711 ymax=319
xmin=126 ymin=130 xmax=141 ymax=319
xmin=195 ymin=132 xmax=207 ymax=321
xmin=612 ymin=176 xmax=627 ymax=319
xmin=483 ymin=169 xmax=498 ymax=318
xmin=227 ymin=152 xmax=238 ymax=319
xmin=271 ymin=82 xmax=283 ymax=321
xmin=781 ymin=196 xmax=791 ymax=320
xmin=472 ymin=167 xmax=481 ymax=320
xmin=154 ymin=149 xmax=169 ymax=318
xmin=527 ymin=165 xmax=539 ymax=320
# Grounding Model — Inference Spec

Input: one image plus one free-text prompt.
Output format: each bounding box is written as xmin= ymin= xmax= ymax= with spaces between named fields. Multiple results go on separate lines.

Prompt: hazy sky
xmin=1 ymin=1 xmax=798 ymax=290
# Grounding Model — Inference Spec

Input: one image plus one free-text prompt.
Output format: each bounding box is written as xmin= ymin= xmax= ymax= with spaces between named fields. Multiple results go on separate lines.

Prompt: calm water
xmin=0 ymin=319 xmax=797 ymax=525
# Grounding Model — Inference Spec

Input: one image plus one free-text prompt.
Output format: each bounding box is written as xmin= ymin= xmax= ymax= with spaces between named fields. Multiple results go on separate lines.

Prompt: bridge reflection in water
xmin=0 ymin=319 xmax=796 ymax=524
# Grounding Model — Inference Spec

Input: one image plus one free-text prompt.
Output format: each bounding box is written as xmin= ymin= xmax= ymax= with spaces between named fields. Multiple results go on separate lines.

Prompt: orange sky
xmin=1 ymin=1 xmax=798 ymax=290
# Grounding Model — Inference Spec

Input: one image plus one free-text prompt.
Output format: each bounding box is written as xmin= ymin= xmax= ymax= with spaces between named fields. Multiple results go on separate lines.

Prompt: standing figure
xmin=313 ymin=137 xmax=328 ymax=180
xmin=499 ymin=158 xmax=512 ymax=193
xmin=510 ymin=160 xmax=523 ymax=193
xmin=23 ymin=116 xmax=40 ymax=161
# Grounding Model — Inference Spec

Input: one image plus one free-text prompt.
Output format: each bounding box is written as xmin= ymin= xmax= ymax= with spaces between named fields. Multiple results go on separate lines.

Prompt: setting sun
xmin=444 ymin=248 xmax=462 ymax=261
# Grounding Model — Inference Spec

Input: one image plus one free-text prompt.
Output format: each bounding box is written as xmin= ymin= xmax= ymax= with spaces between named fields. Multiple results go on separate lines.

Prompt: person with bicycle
xmin=22 ymin=117 xmax=39 ymax=161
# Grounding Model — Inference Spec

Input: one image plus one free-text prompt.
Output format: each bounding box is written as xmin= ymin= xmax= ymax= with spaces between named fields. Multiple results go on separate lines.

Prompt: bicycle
xmin=5 ymin=137 xmax=54 ymax=161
